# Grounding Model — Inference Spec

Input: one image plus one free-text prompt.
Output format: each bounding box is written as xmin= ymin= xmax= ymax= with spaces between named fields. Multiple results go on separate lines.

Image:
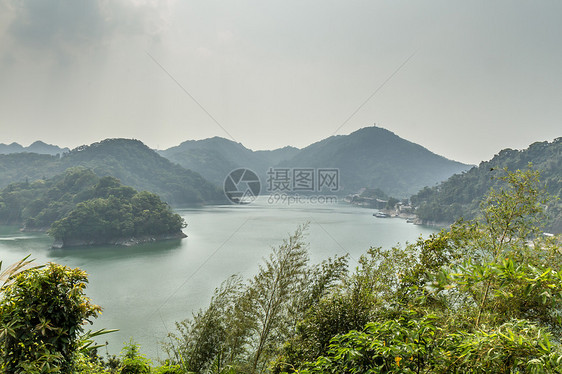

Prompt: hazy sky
xmin=0 ymin=1 xmax=560 ymax=164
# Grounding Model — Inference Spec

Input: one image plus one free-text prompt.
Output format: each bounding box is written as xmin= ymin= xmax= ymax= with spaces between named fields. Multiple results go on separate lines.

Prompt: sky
xmin=0 ymin=1 xmax=560 ymax=165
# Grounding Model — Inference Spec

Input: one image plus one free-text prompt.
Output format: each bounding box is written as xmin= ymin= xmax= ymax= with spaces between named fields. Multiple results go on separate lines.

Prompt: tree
xmin=273 ymin=244 xmax=419 ymax=373
xmin=386 ymin=197 xmax=399 ymax=210
xmin=0 ymin=255 xmax=37 ymax=292
xmin=0 ymin=263 xmax=102 ymax=373
xmin=243 ymin=224 xmax=311 ymax=373
xmin=164 ymin=275 xmax=247 ymax=373
xmin=166 ymin=224 xmax=349 ymax=374
xmin=48 ymin=189 xmax=186 ymax=245
xmin=0 ymin=167 xmax=189 ymax=242
xmin=119 ymin=340 xmax=152 ymax=374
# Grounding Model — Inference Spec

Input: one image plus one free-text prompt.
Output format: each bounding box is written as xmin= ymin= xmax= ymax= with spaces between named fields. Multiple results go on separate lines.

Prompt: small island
xmin=49 ymin=189 xmax=186 ymax=248
xmin=0 ymin=167 xmax=187 ymax=248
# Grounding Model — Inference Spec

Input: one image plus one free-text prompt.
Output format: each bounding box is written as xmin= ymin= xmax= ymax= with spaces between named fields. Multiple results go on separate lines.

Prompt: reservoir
xmin=0 ymin=197 xmax=437 ymax=359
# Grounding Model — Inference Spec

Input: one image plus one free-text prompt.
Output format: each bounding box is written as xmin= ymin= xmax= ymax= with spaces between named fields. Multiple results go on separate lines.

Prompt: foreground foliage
xmin=0 ymin=261 xmax=181 ymax=373
xmin=163 ymin=224 xmax=349 ymax=373
xmin=1 ymin=167 xmax=561 ymax=373
xmin=0 ymin=263 xmax=102 ymax=372
xmin=292 ymin=168 xmax=562 ymax=373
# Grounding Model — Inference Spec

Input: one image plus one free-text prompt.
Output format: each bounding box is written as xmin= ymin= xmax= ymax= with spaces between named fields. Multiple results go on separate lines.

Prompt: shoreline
xmin=51 ymin=231 xmax=187 ymax=249
xmin=347 ymin=201 xmax=451 ymax=228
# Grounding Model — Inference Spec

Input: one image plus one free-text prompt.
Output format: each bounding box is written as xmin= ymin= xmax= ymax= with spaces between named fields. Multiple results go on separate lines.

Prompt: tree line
xmin=411 ymin=138 xmax=562 ymax=233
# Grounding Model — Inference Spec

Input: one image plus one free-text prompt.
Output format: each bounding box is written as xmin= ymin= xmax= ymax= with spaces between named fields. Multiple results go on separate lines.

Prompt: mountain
xmin=27 ymin=141 xmax=70 ymax=155
xmin=254 ymin=146 xmax=301 ymax=166
xmin=159 ymin=127 xmax=469 ymax=197
xmin=278 ymin=126 xmax=471 ymax=197
xmin=0 ymin=127 xmax=472 ymax=203
xmin=0 ymin=141 xmax=69 ymax=155
xmin=0 ymin=142 xmax=24 ymax=154
xmin=411 ymin=138 xmax=562 ymax=232
xmin=159 ymin=137 xmax=299 ymax=186
xmin=0 ymin=153 xmax=61 ymax=186
xmin=0 ymin=139 xmax=223 ymax=205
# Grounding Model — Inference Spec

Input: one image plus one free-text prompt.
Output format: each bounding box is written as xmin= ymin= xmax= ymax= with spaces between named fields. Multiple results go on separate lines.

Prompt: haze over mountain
xmin=161 ymin=126 xmax=471 ymax=197
xmin=0 ymin=141 xmax=69 ymax=155
xmin=0 ymin=139 xmax=222 ymax=205
xmin=159 ymin=137 xmax=299 ymax=187
xmin=411 ymin=138 xmax=562 ymax=233
xmin=279 ymin=127 xmax=471 ymax=197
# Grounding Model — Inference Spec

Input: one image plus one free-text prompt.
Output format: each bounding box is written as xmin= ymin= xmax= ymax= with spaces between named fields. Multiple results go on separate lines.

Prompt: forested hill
xmin=160 ymin=126 xmax=471 ymax=198
xmin=0 ymin=139 xmax=223 ymax=205
xmin=279 ymin=126 xmax=471 ymax=197
xmin=159 ymin=137 xmax=300 ymax=186
xmin=411 ymin=138 xmax=562 ymax=232
xmin=0 ymin=167 xmax=186 ymax=247
xmin=61 ymin=139 xmax=223 ymax=204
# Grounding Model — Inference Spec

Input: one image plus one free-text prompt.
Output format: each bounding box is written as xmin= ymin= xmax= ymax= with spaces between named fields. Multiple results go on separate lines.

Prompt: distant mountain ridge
xmin=0 ymin=141 xmax=69 ymax=155
xmin=0 ymin=139 xmax=223 ymax=205
xmin=160 ymin=126 xmax=471 ymax=197
xmin=0 ymin=127 xmax=472 ymax=201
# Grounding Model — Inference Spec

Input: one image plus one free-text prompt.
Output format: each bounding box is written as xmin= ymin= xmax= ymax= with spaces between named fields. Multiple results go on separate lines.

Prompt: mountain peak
xmin=278 ymin=125 xmax=471 ymax=196
xmin=0 ymin=141 xmax=67 ymax=155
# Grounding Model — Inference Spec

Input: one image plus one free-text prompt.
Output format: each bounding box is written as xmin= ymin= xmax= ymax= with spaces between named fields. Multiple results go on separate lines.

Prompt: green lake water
xmin=0 ymin=198 xmax=437 ymax=359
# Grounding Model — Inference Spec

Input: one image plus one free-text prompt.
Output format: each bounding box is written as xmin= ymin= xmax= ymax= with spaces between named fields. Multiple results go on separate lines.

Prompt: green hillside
xmin=411 ymin=138 xmax=562 ymax=232
xmin=159 ymin=137 xmax=299 ymax=186
xmin=0 ymin=139 xmax=223 ymax=205
xmin=0 ymin=167 xmax=186 ymax=246
xmin=159 ymin=127 xmax=470 ymax=198
xmin=0 ymin=153 xmax=60 ymax=186
xmin=279 ymin=126 xmax=471 ymax=197
xmin=160 ymin=137 xmax=260 ymax=187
